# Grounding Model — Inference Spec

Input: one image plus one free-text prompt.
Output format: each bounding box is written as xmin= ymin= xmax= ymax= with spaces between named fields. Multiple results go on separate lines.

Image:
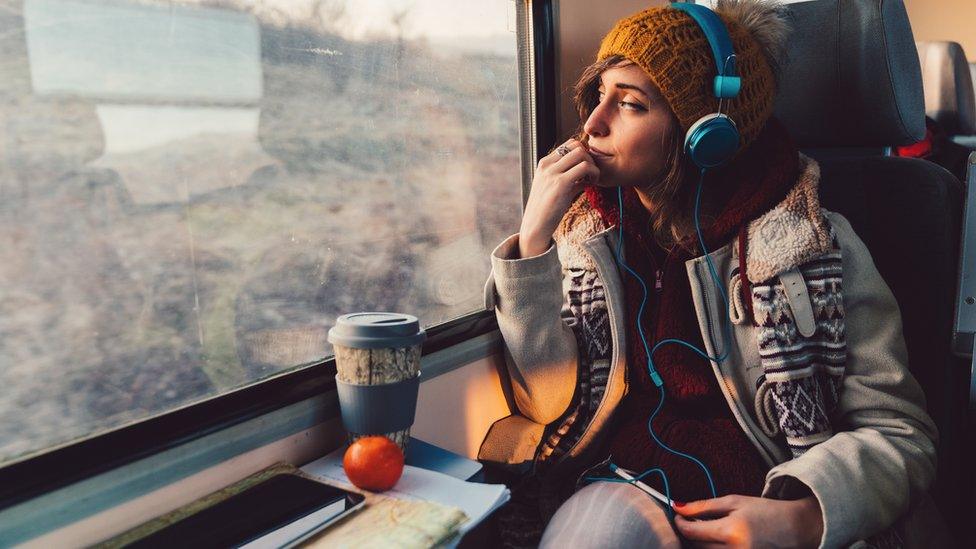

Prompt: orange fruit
xmin=342 ymin=436 xmax=405 ymax=492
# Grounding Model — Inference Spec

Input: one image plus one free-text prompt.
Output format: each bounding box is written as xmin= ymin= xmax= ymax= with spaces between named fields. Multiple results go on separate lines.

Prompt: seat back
xmin=958 ymin=62 xmax=976 ymax=148
xmin=910 ymin=41 xmax=976 ymax=181
xmin=774 ymin=0 xmax=967 ymax=538
xmin=917 ymin=41 xmax=976 ymax=137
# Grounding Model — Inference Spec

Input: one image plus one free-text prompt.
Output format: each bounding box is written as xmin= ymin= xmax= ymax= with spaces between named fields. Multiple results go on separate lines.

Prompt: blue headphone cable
xmin=583 ymin=2 xmax=743 ymax=509
xmin=588 ymin=168 xmax=733 ymax=506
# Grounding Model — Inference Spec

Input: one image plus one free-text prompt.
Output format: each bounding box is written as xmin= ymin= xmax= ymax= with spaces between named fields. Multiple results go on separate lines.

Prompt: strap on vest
xmin=780 ymin=267 xmax=817 ymax=337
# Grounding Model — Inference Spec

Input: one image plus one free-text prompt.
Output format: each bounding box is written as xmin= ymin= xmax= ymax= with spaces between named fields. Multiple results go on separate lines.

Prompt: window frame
xmin=0 ymin=0 xmax=558 ymax=512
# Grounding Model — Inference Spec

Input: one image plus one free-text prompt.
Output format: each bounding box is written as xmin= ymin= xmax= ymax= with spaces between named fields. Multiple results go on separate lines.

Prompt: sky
xmin=331 ymin=0 xmax=515 ymax=39
xmin=209 ymin=0 xmax=516 ymax=40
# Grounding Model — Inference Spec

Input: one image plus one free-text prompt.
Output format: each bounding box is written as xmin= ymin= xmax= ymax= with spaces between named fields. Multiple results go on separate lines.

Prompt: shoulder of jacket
xmin=822 ymin=209 xmax=877 ymax=268
xmin=822 ymin=210 xmax=857 ymax=244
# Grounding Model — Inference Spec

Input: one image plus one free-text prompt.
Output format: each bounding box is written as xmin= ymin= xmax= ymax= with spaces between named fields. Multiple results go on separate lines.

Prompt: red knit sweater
xmin=584 ymin=119 xmax=800 ymax=502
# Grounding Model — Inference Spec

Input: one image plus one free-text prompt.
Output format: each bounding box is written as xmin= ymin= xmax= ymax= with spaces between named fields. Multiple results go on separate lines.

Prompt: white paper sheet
xmin=301 ymin=447 xmax=509 ymax=542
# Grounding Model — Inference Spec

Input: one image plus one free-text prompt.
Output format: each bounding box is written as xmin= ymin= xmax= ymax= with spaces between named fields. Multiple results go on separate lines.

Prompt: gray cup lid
xmin=327 ymin=312 xmax=426 ymax=349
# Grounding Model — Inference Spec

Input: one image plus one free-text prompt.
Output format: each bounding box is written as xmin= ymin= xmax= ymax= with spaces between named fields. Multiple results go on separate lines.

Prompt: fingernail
xmin=672 ymin=501 xmax=686 ymax=508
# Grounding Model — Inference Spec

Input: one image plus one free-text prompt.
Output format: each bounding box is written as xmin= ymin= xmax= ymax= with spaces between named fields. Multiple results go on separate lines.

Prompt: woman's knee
xmin=540 ymin=481 xmax=679 ymax=548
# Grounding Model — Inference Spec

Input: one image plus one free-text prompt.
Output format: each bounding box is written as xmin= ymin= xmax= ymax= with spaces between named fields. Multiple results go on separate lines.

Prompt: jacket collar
xmin=553 ymin=154 xmax=831 ymax=282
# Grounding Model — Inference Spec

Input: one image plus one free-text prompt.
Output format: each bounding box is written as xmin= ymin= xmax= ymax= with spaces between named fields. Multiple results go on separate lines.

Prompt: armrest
xmin=477 ymin=415 xmax=546 ymax=476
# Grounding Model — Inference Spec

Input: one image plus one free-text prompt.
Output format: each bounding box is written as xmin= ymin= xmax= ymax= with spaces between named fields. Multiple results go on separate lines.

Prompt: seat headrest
xmin=916 ymin=41 xmax=976 ymax=135
xmin=773 ymin=0 xmax=925 ymax=148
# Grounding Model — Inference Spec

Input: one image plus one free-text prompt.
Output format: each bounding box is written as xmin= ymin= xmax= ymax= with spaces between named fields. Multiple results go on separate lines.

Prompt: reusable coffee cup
xmin=327 ymin=312 xmax=426 ymax=452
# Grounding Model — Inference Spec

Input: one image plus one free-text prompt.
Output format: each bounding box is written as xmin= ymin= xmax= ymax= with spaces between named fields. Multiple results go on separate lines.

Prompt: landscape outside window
xmin=0 ymin=0 xmax=521 ymax=465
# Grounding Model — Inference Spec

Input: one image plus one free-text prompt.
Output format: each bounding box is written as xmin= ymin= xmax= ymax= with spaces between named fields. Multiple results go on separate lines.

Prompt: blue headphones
xmin=671 ymin=2 xmax=741 ymax=169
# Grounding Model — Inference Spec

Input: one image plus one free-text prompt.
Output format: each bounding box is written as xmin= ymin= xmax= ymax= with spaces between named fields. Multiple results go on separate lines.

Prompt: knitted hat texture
xmin=597 ymin=5 xmax=776 ymax=151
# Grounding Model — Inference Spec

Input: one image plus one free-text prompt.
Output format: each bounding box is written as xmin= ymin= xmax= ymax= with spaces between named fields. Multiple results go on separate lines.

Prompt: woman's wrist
xmin=517 ymin=228 xmax=553 ymax=259
xmin=793 ymin=495 xmax=824 ymax=547
xmin=518 ymin=239 xmax=551 ymax=259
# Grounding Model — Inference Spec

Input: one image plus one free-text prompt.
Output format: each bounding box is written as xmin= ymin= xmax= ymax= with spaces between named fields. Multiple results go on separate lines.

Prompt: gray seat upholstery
xmin=913 ymin=42 xmax=976 ymax=181
xmin=774 ymin=0 xmax=965 ymax=540
xmin=900 ymin=41 xmax=974 ymax=182
xmin=917 ymin=41 xmax=976 ymax=136
xmin=773 ymin=0 xmax=924 ymax=147
xmin=958 ymin=62 xmax=976 ymax=148
xmin=971 ymin=62 xmax=976 ymax=101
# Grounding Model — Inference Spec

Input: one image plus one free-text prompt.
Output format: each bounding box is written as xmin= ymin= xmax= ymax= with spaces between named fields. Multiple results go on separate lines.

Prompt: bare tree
xmin=390 ymin=3 xmax=413 ymax=67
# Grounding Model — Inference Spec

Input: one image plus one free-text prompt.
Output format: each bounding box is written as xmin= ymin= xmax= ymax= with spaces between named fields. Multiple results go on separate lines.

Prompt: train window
xmin=0 ymin=0 xmax=522 ymax=466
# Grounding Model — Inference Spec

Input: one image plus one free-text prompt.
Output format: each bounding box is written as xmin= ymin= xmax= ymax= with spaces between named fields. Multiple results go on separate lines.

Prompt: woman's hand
xmin=518 ymin=138 xmax=600 ymax=258
xmin=673 ymin=494 xmax=824 ymax=548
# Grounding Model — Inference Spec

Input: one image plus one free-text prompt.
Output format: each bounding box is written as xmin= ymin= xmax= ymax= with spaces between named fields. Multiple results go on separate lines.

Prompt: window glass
xmin=0 ymin=0 xmax=521 ymax=464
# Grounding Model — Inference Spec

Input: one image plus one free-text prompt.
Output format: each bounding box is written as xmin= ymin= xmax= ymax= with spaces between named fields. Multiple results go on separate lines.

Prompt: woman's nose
xmin=583 ymin=103 xmax=610 ymax=138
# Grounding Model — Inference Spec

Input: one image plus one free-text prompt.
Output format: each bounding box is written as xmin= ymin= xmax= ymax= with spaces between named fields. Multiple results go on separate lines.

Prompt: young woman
xmin=485 ymin=1 xmax=940 ymax=547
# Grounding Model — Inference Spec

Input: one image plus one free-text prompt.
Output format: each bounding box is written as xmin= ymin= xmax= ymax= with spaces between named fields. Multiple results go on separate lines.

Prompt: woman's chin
xmin=588 ymin=168 xmax=623 ymax=188
xmin=583 ymin=170 xmax=608 ymax=187
xmin=590 ymin=177 xmax=618 ymax=188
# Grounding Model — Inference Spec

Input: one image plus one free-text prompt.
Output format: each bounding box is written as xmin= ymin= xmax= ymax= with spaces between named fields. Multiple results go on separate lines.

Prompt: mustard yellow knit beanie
xmin=597 ymin=1 xmax=785 ymax=152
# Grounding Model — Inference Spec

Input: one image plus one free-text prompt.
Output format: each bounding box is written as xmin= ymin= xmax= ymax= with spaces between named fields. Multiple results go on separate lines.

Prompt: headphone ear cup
xmin=684 ymin=114 xmax=740 ymax=169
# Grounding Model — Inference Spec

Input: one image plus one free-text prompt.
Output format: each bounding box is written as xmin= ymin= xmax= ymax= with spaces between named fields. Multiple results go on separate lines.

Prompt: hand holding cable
xmin=673 ymin=494 xmax=824 ymax=548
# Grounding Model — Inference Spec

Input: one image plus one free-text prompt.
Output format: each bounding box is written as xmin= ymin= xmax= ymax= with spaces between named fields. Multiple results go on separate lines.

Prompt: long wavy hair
xmin=573 ymin=55 xmax=700 ymax=252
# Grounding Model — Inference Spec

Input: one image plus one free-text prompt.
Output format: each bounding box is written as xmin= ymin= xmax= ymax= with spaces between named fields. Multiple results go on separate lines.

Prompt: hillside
xmin=0 ymin=3 xmax=522 ymax=463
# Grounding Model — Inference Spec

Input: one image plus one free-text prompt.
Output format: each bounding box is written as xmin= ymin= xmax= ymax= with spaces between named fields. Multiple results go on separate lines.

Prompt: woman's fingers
xmin=673 ymin=495 xmax=744 ymax=518
xmin=554 ymin=138 xmax=583 ymax=155
xmin=548 ymin=141 xmax=598 ymax=186
xmin=674 ymin=515 xmax=734 ymax=544
xmin=688 ymin=543 xmax=726 ymax=549
xmin=551 ymin=143 xmax=593 ymax=172
xmin=560 ymin=158 xmax=599 ymax=186
xmin=539 ymin=138 xmax=582 ymax=168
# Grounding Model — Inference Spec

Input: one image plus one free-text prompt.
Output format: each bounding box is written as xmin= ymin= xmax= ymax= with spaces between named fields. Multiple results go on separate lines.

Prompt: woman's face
xmin=584 ymin=62 xmax=678 ymax=189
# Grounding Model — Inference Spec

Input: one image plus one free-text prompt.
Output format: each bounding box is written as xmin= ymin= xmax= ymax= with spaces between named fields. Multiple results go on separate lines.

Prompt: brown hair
xmin=573 ymin=55 xmax=700 ymax=252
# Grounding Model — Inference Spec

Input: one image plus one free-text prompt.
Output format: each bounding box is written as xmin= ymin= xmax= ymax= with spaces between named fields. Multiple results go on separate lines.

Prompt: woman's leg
xmin=539 ymin=481 xmax=680 ymax=548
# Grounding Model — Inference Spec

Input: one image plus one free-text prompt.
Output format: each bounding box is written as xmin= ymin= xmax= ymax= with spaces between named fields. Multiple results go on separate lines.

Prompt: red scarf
xmin=583 ymin=119 xmax=800 ymax=502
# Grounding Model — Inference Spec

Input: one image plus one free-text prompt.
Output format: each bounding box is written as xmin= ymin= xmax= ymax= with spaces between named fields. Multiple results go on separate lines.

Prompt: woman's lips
xmin=587 ymin=145 xmax=613 ymax=158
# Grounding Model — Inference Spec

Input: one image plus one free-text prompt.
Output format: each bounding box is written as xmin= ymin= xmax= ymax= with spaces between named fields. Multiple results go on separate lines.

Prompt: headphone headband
xmin=669 ymin=3 xmax=742 ymax=168
xmin=670 ymin=3 xmax=741 ymax=99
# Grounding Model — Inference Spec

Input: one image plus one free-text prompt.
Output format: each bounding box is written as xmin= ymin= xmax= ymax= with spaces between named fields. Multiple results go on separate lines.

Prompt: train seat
xmin=775 ymin=0 xmax=964 ymax=538
xmin=961 ymin=61 xmax=976 ymax=150
xmin=917 ymin=41 xmax=976 ymax=138
xmin=905 ymin=40 xmax=976 ymax=179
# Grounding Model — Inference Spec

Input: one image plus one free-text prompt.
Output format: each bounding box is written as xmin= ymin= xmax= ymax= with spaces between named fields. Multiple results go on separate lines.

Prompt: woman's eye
xmin=596 ymin=91 xmax=644 ymax=111
xmin=619 ymin=100 xmax=646 ymax=111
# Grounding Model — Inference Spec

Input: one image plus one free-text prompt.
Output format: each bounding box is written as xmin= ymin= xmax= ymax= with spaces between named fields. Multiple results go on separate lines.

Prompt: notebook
xmin=404 ymin=437 xmax=484 ymax=482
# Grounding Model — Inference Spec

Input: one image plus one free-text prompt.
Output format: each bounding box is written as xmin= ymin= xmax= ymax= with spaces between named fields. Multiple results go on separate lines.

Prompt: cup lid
xmin=327 ymin=312 xmax=426 ymax=349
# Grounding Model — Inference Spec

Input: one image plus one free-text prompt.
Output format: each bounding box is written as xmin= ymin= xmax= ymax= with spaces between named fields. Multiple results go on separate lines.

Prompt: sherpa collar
xmin=742 ymin=154 xmax=831 ymax=282
xmin=552 ymin=153 xmax=830 ymax=282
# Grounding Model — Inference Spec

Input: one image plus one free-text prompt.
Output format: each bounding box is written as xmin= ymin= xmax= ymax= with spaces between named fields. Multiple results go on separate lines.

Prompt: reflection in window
xmin=0 ymin=0 xmax=521 ymax=464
